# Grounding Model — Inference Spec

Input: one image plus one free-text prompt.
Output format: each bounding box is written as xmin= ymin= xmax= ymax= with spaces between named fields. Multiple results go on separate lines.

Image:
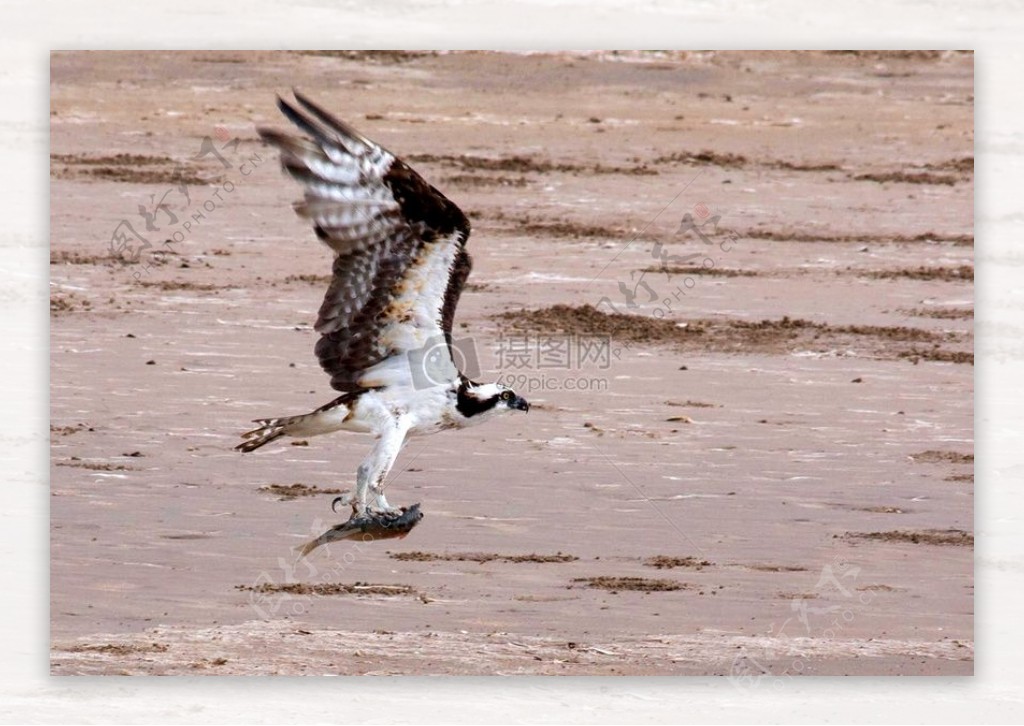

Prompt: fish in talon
xmin=297 ymin=504 xmax=424 ymax=558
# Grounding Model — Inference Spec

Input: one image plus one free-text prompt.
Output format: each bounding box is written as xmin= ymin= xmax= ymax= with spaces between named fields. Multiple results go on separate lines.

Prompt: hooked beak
xmin=511 ymin=395 xmax=530 ymax=412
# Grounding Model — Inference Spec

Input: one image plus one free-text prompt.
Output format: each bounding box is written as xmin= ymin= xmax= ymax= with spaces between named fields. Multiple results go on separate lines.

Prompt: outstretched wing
xmin=258 ymin=92 xmax=473 ymax=392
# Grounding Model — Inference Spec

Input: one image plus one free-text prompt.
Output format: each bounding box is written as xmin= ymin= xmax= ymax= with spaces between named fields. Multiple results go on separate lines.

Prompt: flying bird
xmin=237 ymin=92 xmax=530 ymax=543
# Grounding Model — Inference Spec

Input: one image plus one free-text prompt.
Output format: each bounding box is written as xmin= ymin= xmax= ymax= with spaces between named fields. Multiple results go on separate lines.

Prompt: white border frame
xmin=8 ymin=0 xmax=1020 ymax=722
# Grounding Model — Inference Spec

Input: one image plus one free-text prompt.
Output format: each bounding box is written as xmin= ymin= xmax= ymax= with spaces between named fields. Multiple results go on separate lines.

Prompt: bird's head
xmin=495 ymin=383 xmax=531 ymax=413
xmin=456 ymin=380 xmax=530 ymax=419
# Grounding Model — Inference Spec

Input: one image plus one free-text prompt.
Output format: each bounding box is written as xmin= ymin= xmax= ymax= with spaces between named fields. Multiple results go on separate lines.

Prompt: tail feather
xmin=236 ymin=414 xmax=304 ymax=453
xmin=236 ymin=403 xmax=351 ymax=453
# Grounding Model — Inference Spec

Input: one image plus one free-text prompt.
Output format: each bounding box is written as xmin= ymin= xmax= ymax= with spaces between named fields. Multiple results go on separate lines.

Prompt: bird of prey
xmin=237 ymin=92 xmax=530 ymax=544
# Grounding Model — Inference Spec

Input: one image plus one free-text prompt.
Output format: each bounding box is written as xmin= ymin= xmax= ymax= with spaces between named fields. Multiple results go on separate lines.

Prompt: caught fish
xmin=296 ymin=504 xmax=424 ymax=558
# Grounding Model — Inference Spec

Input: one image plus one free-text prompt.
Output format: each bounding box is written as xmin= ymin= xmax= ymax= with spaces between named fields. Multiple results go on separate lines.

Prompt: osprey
xmin=237 ymin=92 xmax=529 ymax=537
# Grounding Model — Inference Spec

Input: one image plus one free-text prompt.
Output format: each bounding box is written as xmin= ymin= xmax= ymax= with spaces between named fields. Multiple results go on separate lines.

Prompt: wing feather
xmin=259 ymin=92 xmax=473 ymax=392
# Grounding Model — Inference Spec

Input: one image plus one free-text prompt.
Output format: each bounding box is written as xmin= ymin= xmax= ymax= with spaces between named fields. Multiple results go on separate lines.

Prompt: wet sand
xmin=50 ymin=50 xmax=973 ymax=675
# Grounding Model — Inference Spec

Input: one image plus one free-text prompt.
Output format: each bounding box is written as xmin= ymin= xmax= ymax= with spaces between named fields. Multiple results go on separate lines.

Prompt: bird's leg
xmin=352 ymin=418 xmax=409 ymax=518
xmin=370 ymin=481 xmax=399 ymax=515
xmin=353 ymin=461 xmax=372 ymax=517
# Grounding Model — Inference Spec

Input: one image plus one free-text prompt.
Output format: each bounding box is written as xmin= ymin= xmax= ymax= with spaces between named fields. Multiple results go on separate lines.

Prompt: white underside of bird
xmin=240 ymin=380 xmax=512 ymax=513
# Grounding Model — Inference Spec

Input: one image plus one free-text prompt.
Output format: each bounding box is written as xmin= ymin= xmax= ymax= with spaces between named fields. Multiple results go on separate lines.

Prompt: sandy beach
xmin=50 ymin=50 xmax=973 ymax=675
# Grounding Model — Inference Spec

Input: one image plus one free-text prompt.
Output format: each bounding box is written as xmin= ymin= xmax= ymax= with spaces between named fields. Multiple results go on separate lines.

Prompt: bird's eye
xmin=501 ymin=391 xmax=512 ymax=401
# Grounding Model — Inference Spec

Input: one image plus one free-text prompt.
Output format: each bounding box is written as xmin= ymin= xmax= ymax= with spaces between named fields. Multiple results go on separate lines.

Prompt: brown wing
xmin=440 ymin=248 xmax=472 ymax=349
xmin=258 ymin=92 xmax=473 ymax=391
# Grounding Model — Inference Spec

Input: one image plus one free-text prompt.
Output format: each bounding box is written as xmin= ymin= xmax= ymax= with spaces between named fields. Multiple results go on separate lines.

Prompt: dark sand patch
xmin=51 ymin=423 xmax=93 ymax=436
xmin=644 ymin=556 xmax=712 ymax=570
xmin=84 ymin=166 xmax=216 ymax=185
xmin=651 ymin=150 xmax=841 ymax=172
xmin=189 ymin=657 xmax=230 ymax=669
xmin=571 ymin=576 xmax=689 ymax=592
xmin=191 ymin=54 xmax=248 ymax=64
xmin=408 ymin=153 xmax=657 ymax=176
xmin=484 ymin=210 xmax=629 ymax=239
xmin=649 ymin=150 xmax=970 ymax=185
xmin=844 ymin=529 xmax=973 ymax=547
xmin=236 ymin=582 xmax=419 ymax=597
xmin=642 ymin=265 xmax=976 ymax=282
xmin=281 ymin=273 xmax=332 ymax=286
xmin=294 ymin=50 xmax=436 ymax=64
xmin=50 ymin=250 xmax=115 ymax=265
xmin=513 ymin=595 xmax=580 ymax=603
xmin=258 ymin=483 xmax=346 ymax=500
xmin=923 ymin=157 xmax=974 ymax=174
xmin=51 ymin=152 xmax=217 ymax=185
xmin=825 ymin=50 xmax=949 ymax=61
xmin=138 ymin=280 xmax=222 ymax=292
xmin=945 ymin=474 xmax=975 ymax=483
xmin=501 ymin=305 xmax=946 ymax=346
xmin=643 ymin=265 xmax=759 ymax=277
xmin=50 ymin=293 xmax=92 ymax=315
xmin=911 ymin=450 xmax=974 ymax=464
xmin=735 ymin=229 xmax=973 ymax=246
xmin=68 ymin=642 xmax=169 ymax=655
xmin=899 ymin=349 xmax=974 ymax=365
xmin=53 ymin=165 xmax=214 ymax=186
xmin=390 ymin=551 xmax=578 ymax=564
xmin=865 ymin=266 xmax=973 ymax=282
xmin=666 ymin=400 xmax=717 ymax=408
xmin=55 ymin=459 xmax=135 ymax=471
xmin=743 ymin=564 xmax=809 ymax=573
xmin=651 ymin=150 xmax=754 ymax=168
xmin=901 ymin=307 xmax=973 ymax=320
xmin=442 ymin=174 xmax=530 ymax=188
xmin=853 ymin=171 xmax=959 ymax=186
xmin=107 ymin=251 xmax=174 ymax=267
xmin=518 ymin=220 xmax=626 ymax=239
xmin=51 ymin=153 xmax=176 ymax=166
xmin=497 ymin=305 xmax=968 ymax=363
xmin=828 ymin=502 xmax=908 ymax=514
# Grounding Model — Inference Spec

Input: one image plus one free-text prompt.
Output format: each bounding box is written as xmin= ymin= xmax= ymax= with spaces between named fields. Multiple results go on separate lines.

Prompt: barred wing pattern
xmin=258 ymin=92 xmax=472 ymax=392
